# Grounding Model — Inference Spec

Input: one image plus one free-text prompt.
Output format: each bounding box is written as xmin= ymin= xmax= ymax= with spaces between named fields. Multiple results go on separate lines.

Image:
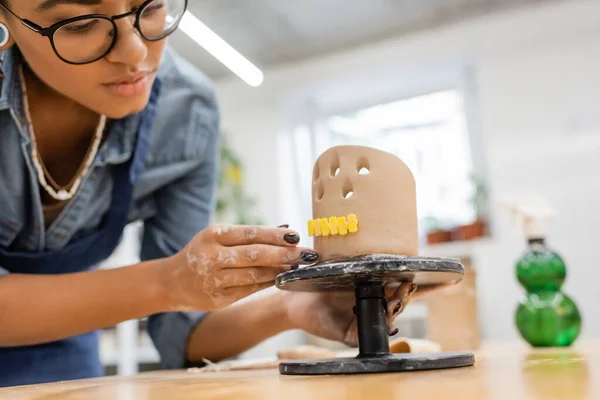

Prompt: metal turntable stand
xmin=275 ymin=254 xmax=475 ymax=375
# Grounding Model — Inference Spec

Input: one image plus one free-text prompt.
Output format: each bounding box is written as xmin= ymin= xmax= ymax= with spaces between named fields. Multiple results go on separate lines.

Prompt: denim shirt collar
xmin=0 ymin=47 xmax=148 ymax=167
xmin=0 ymin=47 xmax=18 ymax=112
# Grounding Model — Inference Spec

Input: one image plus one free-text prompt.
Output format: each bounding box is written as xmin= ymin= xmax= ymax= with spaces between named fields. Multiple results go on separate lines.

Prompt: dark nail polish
xmin=389 ymin=328 xmax=399 ymax=337
xmin=300 ymin=251 xmax=318 ymax=262
xmin=393 ymin=302 xmax=402 ymax=315
xmin=291 ymin=264 xmax=300 ymax=270
xmin=278 ymin=224 xmax=290 ymax=228
xmin=284 ymin=233 xmax=300 ymax=244
xmin=352 ymin=306 xmax=357 ymax=315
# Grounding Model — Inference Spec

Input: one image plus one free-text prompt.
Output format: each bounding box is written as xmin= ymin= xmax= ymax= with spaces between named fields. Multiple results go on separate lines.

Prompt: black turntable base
xmin=275 ymin=254 xmax=475 ymax=376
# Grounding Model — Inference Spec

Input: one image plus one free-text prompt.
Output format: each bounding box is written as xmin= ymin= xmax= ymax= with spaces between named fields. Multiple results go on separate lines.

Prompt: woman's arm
xmin=185 ymin=289 xmax=292 ymax=363
xmin=0 ymin=224 xmax=311 ymax=350
xmin=0 ymin=259 xmax=170 ymax=347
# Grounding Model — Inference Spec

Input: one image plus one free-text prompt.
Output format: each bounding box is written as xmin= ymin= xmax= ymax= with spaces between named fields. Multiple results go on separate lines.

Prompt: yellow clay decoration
xmin=337 ymin=217 xmax=348 ymax=235
xmin=307 ymin=214 xmax=358 ymax=237
xmin=320 ymin=218 xmax=330 ymax=236
xmin=329 ymin=217 xmax=338 ymax=235
xmin=348 ymin=214 xmax=358 ymax=233
xmin=314 ymin=219 xmax=321 ymax=236
xmin=307 ymin=220 xmax=315 ymax=236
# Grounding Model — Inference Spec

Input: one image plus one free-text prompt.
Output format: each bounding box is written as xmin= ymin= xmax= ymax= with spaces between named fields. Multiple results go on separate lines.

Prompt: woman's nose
xmin=105 ymin=18 xmax=148 ymax=66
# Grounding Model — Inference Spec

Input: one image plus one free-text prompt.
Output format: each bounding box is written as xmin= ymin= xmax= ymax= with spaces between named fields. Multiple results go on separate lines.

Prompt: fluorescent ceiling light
xmin=178 ymin=11 xmax=264 ymax=87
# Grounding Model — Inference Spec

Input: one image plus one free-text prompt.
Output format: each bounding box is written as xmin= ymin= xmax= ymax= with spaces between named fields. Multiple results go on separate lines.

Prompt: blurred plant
xmin=423 ymin=215 xmax=444 ymax=232
xmin=470 ymin=172 xmax=488 ymax=221
xmin=215 ymin=134 xmax=264 ymax=225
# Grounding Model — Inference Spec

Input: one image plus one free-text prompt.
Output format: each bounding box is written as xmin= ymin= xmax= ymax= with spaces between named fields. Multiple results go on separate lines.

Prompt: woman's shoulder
xmin=157 ymin=47 xmax=218 ymax=110
xmin=145 ymin=47 xmax=220 ymax=166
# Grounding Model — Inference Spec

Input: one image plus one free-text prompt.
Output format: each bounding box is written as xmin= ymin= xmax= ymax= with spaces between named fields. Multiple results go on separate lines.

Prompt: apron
xmin=0 ymin=78 xmax=162 ymax=387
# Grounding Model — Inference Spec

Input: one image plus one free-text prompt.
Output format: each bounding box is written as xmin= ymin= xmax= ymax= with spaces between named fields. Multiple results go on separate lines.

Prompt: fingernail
xmin=284 ymin=233 xmax=300 ymax=244
xmin=389 ymin=328 xmax=399 ymax=337
xmin=291 ymin=264 xmax=300 ymax=270
xmin=300 ymin=251 xmax=318 ymax=262
xmin=393 ymin=302 xmax=402 ymax=314
xmin=278 ymin=224 xmax=290 ymax=228
xmin=409 ymin=284 xmax=418 ymax=297
xmin=352 ymin=306 xmax=357 ymax=315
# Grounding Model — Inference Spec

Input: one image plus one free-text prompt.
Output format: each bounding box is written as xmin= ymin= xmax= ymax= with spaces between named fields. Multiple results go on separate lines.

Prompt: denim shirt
xmin=0 ymin=46 xmax=220 ymax=369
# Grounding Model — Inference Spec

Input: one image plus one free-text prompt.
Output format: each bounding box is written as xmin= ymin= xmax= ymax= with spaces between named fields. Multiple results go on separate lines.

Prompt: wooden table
xmin=1 ymin=341 xmax=597 ymax=399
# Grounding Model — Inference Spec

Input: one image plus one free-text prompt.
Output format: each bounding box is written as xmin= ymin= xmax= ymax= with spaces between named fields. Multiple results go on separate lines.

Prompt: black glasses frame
xmin=0 ymin=0 xmax=187 ymax=65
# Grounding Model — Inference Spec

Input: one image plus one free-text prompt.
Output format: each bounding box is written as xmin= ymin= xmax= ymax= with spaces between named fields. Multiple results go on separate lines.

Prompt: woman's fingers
xmin=384 ymin=281 xmax=416 ymax=299
xmin=222 ymin=267 xmax=289 ymax=288
xmin=410 ymin=282 xmax=453 ymax=297
xmin=212 ymin=225 xmax=301 ymax=247
xmin=385 ymin=282 xmax=417 ymax=334
xmin=206 ymin=224 xmax=320 ymax=267
xmin=218 ymin=244 xmax=318 ymax=268
xmin=343 ymin=318 xmax=359 ymax=348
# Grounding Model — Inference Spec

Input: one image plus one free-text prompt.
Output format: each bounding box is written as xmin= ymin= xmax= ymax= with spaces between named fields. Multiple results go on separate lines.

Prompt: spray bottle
xmin=506 ymin=199 xmax=581 ymax=347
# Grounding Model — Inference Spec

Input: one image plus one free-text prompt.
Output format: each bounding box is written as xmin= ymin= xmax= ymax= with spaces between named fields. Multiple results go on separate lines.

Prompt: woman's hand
xmin=165 ymin=225 xmax=318 ymax=311
xmin=282 ymin=282 xmax=419 ymax=347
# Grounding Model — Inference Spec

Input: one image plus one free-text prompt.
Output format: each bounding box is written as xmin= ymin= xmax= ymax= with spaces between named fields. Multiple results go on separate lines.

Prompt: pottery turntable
xmin=275 ymin=145 xmax=475 ymax=375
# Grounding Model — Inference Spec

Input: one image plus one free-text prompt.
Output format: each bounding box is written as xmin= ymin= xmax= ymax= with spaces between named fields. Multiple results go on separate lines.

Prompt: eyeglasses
xmin=0 ymin=0 xmax=187 ymax=65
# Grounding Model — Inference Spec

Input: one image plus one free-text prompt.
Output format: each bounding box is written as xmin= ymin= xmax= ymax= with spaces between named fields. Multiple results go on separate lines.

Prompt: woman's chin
xmin=95 ymin=95 xmax=151 ymax=120
xmin=95 ymin=77 xmax=155 ymax=119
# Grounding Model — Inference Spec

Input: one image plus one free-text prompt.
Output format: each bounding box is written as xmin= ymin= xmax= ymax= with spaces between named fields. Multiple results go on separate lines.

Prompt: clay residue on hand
xmin=217 ymin=250 xmax=237 ymax=265
xmin=245 ymin=227 xmax=258 ymax=240
xmin=213 ymin=224 xmax=232 ymax=236
xmin=186 ymin=248 xmax=210 ymax=277
xmin=245 ymin=246 xmax=260 ymax=262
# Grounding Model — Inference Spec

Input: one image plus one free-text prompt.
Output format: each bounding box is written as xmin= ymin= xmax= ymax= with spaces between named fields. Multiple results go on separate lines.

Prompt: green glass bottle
xmin=515 ymin=238 xmax=581 ymax=347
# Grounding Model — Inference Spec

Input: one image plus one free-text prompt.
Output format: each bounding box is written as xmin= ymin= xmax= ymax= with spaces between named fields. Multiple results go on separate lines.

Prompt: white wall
xmin=213 ymin=0 xmax=600 ymax=349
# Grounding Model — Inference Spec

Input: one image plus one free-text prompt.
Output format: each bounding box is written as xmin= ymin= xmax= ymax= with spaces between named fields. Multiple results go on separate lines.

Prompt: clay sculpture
xmin=309 ymin=145 xmax=418 ymax=261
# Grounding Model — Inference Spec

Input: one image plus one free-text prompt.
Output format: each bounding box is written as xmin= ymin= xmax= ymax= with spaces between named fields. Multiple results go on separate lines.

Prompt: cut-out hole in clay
xmin=342 ymin=179 xmax=354 ymax=199
xmin=313 ymin=164 xmax=320 ymax=182
xmin=330 ymin=153 xmax=341 ymax=177
xmin=316 ymin=181 xmax=325 ymax=200
xmin=357 ymin=157 xmax=370 ymax=175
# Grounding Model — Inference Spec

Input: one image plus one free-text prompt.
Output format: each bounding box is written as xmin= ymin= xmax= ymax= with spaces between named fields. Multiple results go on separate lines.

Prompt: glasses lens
xmin=139 ymin=0 xmax=186 ymax=40
xmin=53 ymin=18 xmax=115 ymax=63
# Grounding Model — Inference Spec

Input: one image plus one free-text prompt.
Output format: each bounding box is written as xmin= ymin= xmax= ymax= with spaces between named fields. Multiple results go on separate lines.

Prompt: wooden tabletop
xmin=1 ymin=340 xmax=597 ymax=399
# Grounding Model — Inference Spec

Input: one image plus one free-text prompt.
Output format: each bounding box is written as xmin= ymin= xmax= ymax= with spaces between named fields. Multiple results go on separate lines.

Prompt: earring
xmin=0 ymin=23 xmax=9 ymax=48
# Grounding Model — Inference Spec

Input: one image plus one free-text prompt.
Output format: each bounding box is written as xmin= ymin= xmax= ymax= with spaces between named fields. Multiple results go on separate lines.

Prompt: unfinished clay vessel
xmin=309 ymin=145 xmax=418 ymax=262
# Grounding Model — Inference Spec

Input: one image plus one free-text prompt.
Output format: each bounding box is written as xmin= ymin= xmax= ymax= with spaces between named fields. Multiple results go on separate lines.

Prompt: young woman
xmin=0 ymin=0 xmax=416 ymax=387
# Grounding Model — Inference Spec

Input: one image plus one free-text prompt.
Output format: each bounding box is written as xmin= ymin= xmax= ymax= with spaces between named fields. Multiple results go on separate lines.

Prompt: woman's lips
xmin=103 ymin=72 xmax=154 ymax=97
